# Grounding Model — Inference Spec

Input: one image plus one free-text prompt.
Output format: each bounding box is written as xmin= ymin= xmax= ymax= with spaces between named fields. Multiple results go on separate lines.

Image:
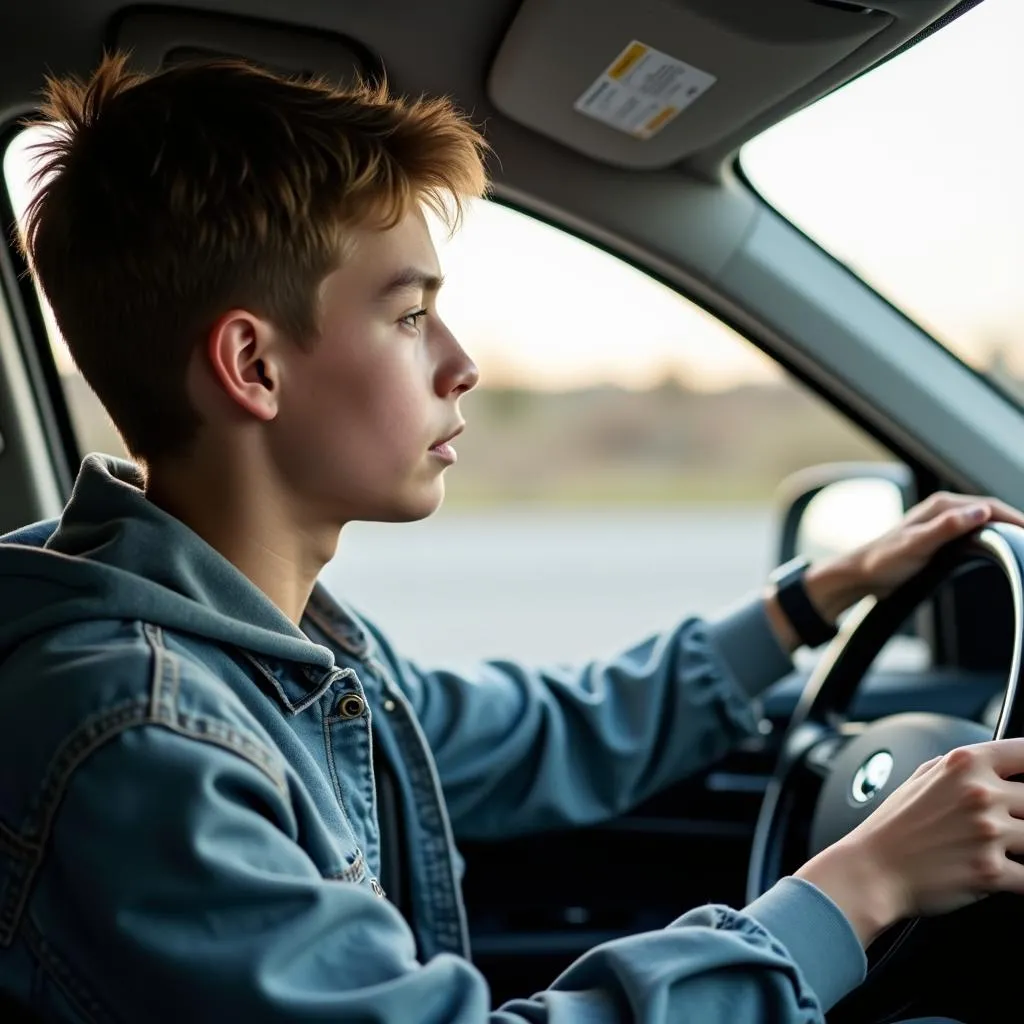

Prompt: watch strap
xmin=772 ymin=557 xmax=838 ymax=649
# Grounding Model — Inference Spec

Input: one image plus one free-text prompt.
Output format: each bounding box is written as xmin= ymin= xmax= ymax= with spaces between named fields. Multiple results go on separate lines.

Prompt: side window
xmin=5 ymin=126 xmax=893 ymax=666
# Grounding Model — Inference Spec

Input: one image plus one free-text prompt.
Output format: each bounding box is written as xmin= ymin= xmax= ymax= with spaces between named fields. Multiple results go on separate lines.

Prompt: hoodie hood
xmin=0 ymin=454 xmax=336 ymax=672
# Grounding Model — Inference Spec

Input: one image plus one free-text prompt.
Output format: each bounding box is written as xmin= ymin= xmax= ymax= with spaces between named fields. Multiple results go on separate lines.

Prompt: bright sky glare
xmin=743 ymin=0 xmax=1024 ymax=375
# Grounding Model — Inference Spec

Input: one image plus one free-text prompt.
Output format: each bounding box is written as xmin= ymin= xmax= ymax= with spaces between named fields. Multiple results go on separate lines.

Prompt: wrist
xmin=763 ymin=554 xmax=869 ymax=654
xmin=803 ymin=555 xmax=871 ymax=625
xmin=794 ymin=839 xmax=905 ymax=948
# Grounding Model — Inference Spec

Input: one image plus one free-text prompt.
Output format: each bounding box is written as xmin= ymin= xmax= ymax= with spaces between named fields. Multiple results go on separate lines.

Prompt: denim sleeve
xmin=32 ymin=724 xmax=861 ymax=1023
xmin=380 ymin=596 xmax=793 ymax=839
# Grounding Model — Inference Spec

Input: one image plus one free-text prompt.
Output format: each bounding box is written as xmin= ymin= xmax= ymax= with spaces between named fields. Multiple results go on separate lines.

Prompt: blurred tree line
xmin=65 ymin=372 xmax=887 ymax=506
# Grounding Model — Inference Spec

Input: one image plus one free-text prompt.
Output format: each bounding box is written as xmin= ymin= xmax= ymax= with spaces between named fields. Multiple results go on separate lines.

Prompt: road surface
xmin=320 ymin=506 xmax=779 ymax=668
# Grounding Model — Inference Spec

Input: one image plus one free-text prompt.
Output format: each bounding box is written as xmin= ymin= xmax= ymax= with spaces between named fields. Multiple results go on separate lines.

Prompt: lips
xmin=430 ymin=424 xmax=464 ymax=450
xmin=429 ymin=424 xmax=463 ymax=465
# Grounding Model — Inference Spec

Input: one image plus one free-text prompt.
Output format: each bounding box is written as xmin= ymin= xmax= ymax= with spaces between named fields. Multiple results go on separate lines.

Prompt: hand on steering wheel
xmin=797 ymin=735 xmax=1024 ymax=944
xmin=785 ymin=492 xmax=1024 ymax=645
xmin=750 ymin=523 xmax=1024 ymax=1020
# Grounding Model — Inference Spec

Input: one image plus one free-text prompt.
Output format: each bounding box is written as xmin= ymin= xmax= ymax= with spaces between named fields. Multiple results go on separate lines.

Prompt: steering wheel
xmin=747 ymin=522 xmax=1024 ymax=1019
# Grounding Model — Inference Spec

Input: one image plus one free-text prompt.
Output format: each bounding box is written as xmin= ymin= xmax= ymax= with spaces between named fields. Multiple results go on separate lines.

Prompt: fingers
xmin=924 ymin=506 xmax=987 ymax=544
xmin=921 ymin=743 xmax=1024 ymax=839
xmin=907 ymin=491 xmax=1024 ymax=531
xmin=899 ymin=505 xmax=987 ymax=560
xmin=984 ymin=497 xmax=1024 ymax=529
xmin=969 ymin=738 xmax=1024 ymax=778
xmin=975 ymin=856 xmax=1024 ymax=896
xmin=996 ymin=778 xmax=1024 ymax=822
xmin=1002 ymin=814 xmax=1024 ymax=855
xmin=968 ymin=788 xmax=1024 ymax=890
xmin=907 ymin=754 xmax=943 ymax=781
xmin=904 ymin=491 xmax=976 ymax=525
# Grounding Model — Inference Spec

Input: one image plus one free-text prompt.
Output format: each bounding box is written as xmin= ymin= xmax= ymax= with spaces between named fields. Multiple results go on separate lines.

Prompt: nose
xmin=435 ymin=322 xmax=479 ymax=398
xmin=452 ymin=352 xmax=480 ymax=397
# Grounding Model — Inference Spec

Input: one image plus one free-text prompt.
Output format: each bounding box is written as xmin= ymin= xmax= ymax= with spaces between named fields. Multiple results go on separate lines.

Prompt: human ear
xmin=205 ymin=310 xmax=281 ymax=422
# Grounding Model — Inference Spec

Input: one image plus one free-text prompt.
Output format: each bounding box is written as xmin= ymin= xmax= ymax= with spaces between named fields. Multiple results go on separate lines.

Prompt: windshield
xmin=742 ymin=0 xmax=1024 ymax=403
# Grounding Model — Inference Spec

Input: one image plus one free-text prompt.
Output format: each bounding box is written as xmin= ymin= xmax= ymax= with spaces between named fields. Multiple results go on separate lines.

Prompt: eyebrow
xmin=377 ymin=267 xmax=444 ymax=300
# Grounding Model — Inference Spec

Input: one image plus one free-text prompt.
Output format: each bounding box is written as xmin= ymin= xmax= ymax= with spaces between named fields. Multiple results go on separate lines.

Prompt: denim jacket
xmin=0 ymin=455 xmax=866 ymax=1022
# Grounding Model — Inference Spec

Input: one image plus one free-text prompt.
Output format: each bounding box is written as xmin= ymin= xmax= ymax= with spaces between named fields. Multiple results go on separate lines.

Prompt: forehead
xmin=346 ymin=206 xmax=440 ymax=286
xmin=317 ymin=206 xmax=443 ymax=319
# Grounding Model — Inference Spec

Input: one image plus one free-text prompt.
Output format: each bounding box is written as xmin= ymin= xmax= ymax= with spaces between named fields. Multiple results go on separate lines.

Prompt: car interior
xmin=2 ymin=1 xmax=1022 ymax=1021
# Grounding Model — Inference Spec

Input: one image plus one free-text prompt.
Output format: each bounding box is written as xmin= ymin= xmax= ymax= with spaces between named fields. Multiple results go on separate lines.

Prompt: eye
xmin=399 ymin=308 xmax=428 ymax=331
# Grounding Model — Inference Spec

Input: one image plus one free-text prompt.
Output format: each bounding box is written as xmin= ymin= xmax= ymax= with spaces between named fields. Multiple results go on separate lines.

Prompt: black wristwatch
xmin=768 ymin=555 xmax=838 ymax=649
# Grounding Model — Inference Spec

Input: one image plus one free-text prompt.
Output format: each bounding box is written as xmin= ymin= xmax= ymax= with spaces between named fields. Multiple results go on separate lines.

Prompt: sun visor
xmin=488 ymin=0 xmax=894 ymax=169
xmin=108 ymin=9 xmax=375 ymax=85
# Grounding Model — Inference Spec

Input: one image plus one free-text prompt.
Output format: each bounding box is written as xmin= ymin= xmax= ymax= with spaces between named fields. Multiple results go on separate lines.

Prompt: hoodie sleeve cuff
xmin=745 ymin=876 xmax=867 ymax=1012
xmin=704 ymin=594 xmax=794 ymax=699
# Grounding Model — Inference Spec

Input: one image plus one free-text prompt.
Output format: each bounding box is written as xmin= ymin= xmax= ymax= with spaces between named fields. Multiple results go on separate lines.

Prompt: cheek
xmin=276 ymin=346 xmax=427 ymax=476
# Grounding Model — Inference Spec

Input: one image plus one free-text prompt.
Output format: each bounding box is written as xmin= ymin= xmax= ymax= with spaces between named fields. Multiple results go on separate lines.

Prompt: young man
xmin=0 ymin=53 xmax=1022 ymax=1024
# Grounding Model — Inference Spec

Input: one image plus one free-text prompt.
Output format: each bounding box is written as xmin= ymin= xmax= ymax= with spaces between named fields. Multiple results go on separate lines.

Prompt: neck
xmin=145 ymin=447 xmax=340 ymax=625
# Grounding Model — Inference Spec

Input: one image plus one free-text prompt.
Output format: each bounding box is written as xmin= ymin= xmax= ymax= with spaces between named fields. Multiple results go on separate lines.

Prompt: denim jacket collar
xmin=0 ymin=454 xmax=379 ymax=714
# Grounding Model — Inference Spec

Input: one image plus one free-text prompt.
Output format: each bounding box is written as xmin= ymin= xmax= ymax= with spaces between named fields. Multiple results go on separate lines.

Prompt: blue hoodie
xmin=0 ymin=454 xmax=865 ymax=1022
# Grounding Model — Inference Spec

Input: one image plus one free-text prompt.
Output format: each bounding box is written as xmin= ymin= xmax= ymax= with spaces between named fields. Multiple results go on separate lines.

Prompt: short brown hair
xmin=20 ymin=52 xmax=489 ymax=462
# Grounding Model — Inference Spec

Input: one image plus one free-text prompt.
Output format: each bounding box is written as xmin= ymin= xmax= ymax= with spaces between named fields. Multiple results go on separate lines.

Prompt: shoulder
xmin=0 ymin=619 xmax=286 ymax=839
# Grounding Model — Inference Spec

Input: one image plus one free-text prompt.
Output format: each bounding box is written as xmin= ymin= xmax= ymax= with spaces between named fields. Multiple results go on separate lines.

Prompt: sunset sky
xmin=6 ymin=0 xmax=1021 ymax=392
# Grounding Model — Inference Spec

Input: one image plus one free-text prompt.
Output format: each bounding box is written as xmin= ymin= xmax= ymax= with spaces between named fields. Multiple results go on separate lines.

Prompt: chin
xmin=377 ymin=483 xmax=446 ymax=524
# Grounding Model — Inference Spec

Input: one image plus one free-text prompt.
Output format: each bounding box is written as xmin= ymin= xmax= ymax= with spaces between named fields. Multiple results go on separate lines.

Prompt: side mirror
xmin=775 ymin=463 xmax=922 ymax=655
xmin=775 ymin=462 xmax=915 ymax=566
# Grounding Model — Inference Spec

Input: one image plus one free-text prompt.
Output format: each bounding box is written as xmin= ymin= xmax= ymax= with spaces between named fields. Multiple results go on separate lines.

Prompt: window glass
xmin=742 ymin=0 xmax=1024 ymax=404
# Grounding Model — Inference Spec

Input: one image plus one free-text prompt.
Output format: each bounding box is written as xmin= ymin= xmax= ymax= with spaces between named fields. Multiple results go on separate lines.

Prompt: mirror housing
xmin=775 ymin=462 xmax=916 ymax=566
